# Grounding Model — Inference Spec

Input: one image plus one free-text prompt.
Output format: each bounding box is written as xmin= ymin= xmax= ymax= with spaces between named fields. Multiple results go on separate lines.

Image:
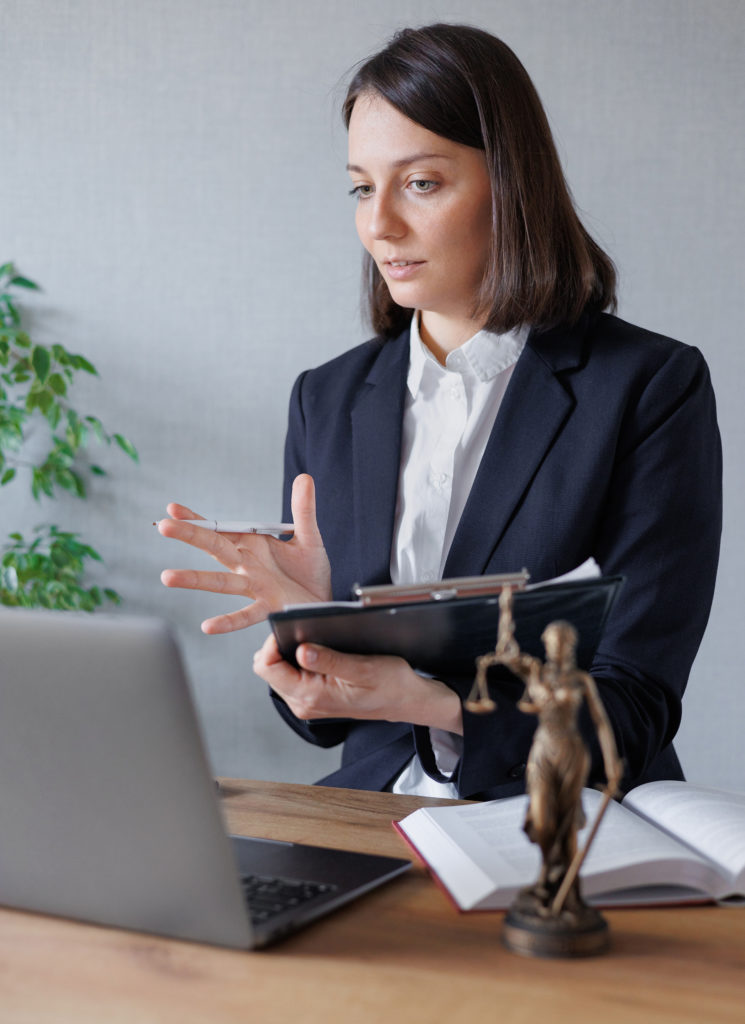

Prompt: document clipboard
xmin=269 ymin=575 xmax=624 ymax=677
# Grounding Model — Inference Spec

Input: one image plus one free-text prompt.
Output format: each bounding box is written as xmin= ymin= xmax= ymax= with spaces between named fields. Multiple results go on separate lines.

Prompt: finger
xmin=160 ymin=568 xmax=253 ymax=597
xmin=165 ymin=502 xmax=202 ymax=521
xmin=157 ymin=518 xmax=246 ymax=569
xmin=289 ymin=474 xmax=324 ymax=548
xmin=252 ymin=645 xmax=314 ymax=711
xmin=296 ymin=643 xmax=377 ymax=680
xmin=201 ymin=603 xmax=269 ymax=634
xmin=254 ymin=667 xmax=310 ymax=714
xmin=159 ymin=520 xmax=284 ymax=610
xmin=253 ymin=632 xmax=284 ymax=669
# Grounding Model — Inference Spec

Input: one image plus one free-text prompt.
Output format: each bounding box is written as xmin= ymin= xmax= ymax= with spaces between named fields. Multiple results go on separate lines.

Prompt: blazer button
xmin=507 ymin=762 xmax=526 ymax=779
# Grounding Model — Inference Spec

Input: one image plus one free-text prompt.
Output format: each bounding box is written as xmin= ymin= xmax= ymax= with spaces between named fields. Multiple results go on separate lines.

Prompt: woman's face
xmin=347 ymin=91 xmax=493 ymax=351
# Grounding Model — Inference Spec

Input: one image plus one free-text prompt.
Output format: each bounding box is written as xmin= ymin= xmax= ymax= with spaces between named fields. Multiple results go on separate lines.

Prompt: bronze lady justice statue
xmin=467 ymin=588 xmax=623 ymax=957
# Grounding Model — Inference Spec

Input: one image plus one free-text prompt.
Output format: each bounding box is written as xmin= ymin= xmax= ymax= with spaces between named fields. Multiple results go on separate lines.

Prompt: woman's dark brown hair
xmin=343 ymin=24 xmax=617 ymax=338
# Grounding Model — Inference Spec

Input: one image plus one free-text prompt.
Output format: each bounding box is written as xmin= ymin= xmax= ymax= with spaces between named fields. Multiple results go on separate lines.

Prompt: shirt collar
xmin=406 ymin=312 xmax=529 ymax=396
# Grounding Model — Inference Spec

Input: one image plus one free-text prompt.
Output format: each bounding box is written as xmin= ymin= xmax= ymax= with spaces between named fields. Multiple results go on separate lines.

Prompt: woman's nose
xmin=366 ymin=193 xmax=406 ymax=241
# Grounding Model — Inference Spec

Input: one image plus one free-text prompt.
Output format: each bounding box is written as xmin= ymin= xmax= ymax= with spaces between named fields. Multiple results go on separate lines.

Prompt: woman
xmin=159 ymin=24 xmax=721 ymax=800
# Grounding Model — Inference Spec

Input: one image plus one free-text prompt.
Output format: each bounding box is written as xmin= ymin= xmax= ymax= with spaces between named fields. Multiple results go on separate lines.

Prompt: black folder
xmin=269 ymin=576 xmax=624 ymax=677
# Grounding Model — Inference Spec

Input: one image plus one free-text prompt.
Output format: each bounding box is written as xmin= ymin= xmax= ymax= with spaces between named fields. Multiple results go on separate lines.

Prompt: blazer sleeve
xmin=438 ymin=342 xmax=722 ymax=797
xmin=587 ymin=345 xmax=722 ymax=779
xmin=269 ymin=370 xmax=353 ymax=750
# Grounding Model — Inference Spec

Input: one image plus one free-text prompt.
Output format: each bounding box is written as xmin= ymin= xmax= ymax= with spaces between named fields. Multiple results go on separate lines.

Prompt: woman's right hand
xmin=158 ymin=473 xmax=331 ymax=634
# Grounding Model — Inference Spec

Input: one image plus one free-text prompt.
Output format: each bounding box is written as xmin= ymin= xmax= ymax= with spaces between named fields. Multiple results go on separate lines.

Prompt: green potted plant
xmin=0 ymin=262 xmax=138 ymax=610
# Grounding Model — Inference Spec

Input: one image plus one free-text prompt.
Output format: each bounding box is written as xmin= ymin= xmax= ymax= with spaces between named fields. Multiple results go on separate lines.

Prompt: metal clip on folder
xmin=352 ymin=570 xmax=531 ymax=607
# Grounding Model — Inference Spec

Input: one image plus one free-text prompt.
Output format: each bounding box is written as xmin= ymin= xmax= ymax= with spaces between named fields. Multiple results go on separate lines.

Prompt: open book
xmin=394 ymin=781 xmax=745 ymax=909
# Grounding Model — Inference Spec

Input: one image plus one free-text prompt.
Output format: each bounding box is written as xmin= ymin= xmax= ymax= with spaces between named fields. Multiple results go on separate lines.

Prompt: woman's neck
xmin=418 ymin=310 xmax=486 ymax=364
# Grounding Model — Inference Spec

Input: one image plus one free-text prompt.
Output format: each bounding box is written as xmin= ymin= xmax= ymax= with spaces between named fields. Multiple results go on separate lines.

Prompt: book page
xmin=433 ymin=795 xmax=539 ymax=887
xmin=395 ymin=807 xmax=532 ymax=910
xmin=622 ymin=781 xmax=745 ymax=889
xmin=525 ymin=557 xmax=600 ymax=588
xmin=578 ymin=790 xmax=725 ymax=901
xmin=397 ymin=795 xmax=540 ymax=909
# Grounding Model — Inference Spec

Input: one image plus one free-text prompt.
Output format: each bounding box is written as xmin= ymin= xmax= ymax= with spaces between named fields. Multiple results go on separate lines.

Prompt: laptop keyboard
xmin=241 ymin=873 xmax=339 ymax=925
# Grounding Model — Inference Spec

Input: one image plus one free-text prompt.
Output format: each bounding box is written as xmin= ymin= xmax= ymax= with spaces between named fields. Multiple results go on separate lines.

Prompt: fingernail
xmin=301 ymin=645 xmax=318 ymax=665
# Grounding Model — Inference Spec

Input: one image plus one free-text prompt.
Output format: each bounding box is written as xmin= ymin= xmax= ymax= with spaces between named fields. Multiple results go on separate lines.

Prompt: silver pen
xmin=154 ymin=519 xmax=294 ymax=535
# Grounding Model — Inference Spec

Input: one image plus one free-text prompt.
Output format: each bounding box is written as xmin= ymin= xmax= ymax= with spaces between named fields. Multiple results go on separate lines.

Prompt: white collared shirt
xmin=390 ymin=314 xmax=528 ymax=797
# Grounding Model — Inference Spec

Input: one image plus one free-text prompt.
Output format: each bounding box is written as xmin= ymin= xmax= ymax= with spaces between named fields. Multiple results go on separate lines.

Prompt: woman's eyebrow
xmin=346 ymin=152 xmax=454 ymax=173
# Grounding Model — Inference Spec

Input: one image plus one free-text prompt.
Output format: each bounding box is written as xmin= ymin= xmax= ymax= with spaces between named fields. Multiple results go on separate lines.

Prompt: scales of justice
xmin=466 ymin=587 xmax=623 ymax=958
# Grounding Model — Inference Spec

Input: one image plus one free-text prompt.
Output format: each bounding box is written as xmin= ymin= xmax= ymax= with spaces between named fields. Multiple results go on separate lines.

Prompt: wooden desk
xmin=1 ymin=779 xmax=743 ymax=1023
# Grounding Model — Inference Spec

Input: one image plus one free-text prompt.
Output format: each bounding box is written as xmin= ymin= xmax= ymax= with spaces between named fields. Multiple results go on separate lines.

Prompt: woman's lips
xmin=383 ymin=259 xmax=425 ymax=280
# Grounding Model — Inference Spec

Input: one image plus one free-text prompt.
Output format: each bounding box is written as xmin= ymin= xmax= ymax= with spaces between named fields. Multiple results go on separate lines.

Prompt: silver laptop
xmin=0 ymin=609 xmax=410 ymax=949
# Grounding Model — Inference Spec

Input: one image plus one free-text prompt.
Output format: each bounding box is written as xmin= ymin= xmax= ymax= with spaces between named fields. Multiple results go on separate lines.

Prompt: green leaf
xmin=36 ymin=389 xmax=54 ymax=416
xmin=70 ymin=469 xmax=86 ymax=498
xmin=0 ymin=327 xmax=31 ymax=346
xmin=8 ymin=276 xmax=40 ymax=290
xmin=50 ymin=544 xmax=71 ymax=567
xmin=1 ymin=468 xmax=15 ymax=485
xmin=49 ymin=439 xmax=76 ymax=465
xmin=55 ymin=467 xmax=86 ymax=498
xmin=71 ymin=354 xmax=98 ymax=375
xmin=48 ymin=373 xmax=67 ymax=396
xmin=64 ymin=411 xmax=86 ymax=450
xmin=84 ymin=415 xmax=106 ymax=443
xmin=0 ymin=296 xmax=20 ymax=326
xmin=32 ymin=345 xmax=51 ymax=383
xmin=0 ymin=419 xmax=24 ymax=447
xmin=31 ymin=467 xmax=54 ymax=499
xmin=113 ymin=433 xmax=138 ymax=461
xmin=45 ymin=400 xmax=62 ymax=429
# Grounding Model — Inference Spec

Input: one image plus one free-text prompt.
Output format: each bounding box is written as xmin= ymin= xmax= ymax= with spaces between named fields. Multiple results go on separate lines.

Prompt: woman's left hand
xmin=253 ymin=633 xmax=464 ymax=734
xmin=158 ymin=474 xmax=331 ymax=634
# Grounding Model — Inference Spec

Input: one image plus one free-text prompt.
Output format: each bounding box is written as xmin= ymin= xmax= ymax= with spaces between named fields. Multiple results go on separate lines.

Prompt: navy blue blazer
xmin=271 ymin=310 xmax=722 ymax=800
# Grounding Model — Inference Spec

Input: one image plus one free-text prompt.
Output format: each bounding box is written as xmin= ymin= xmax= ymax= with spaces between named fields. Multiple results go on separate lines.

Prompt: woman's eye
xmin=348 ymin=184 xmax=374 ymax=199
xmin=409 ymin=179 xmax=437 ymax=193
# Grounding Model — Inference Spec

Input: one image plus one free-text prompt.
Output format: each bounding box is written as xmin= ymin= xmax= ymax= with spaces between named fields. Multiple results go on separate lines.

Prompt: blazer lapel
xmin=350 ymin=332 xmax=410 ymax=587
xmin=443 ymin=318 xmax=588 ymax=577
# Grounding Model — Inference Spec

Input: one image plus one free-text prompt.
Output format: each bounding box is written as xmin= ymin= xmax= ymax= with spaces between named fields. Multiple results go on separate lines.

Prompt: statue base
xmin=501 ymin=889 xmax=610 ymax=959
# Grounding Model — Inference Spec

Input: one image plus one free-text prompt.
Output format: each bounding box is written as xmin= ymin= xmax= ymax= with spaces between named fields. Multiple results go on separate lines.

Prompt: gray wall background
xmin=2 ymin=0 xmax=743 ymax=790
